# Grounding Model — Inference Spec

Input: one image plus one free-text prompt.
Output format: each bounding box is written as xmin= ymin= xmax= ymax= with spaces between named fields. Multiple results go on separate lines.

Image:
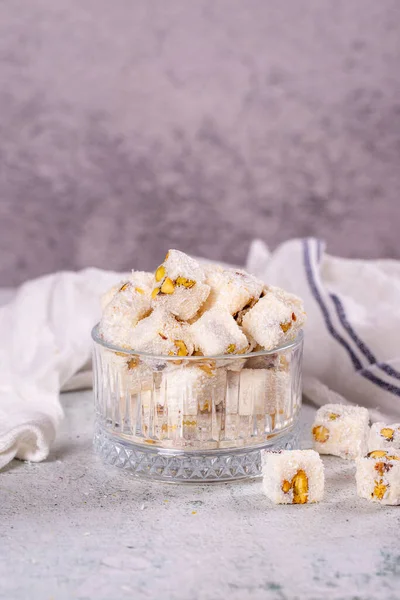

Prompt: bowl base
xmin=93 ymin=423 xmax=300 ymax=483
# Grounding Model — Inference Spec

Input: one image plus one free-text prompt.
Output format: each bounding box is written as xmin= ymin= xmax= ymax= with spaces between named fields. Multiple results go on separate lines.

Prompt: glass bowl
xmin=91 ymin=324 xmax=303 ymax=482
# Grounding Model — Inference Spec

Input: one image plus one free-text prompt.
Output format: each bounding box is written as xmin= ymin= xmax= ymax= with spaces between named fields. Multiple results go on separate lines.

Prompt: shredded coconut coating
xmin=190 ymin=308 xmax=249 ymax=356
xmin=356 ymin=450 xmax=400 ymax=505
xmin=312 ymin=403 xmax=370 ymax=460
xmin=100 ymin=271 xmax=154 ymax=313
xmin=130 ymin=308 xmax=194 ymax=356
xmin=368 ymin=422 xmax=400 ymax=452
xmin=261 ymin=449 xmax=325 ymax=504
xmin=151 ymin=249 xmax=210 ymax=320
xmin=154 ymin=285 xmax=210 ymax=321
xmin=99 ymin=278 xmax=153 ymax=348
xmin=242 ymin=287 xmax=306 ymax=350
xmin=162 ymin=249 xmax=207 ymax=282
xmin=203 ymin=266 xmax=264 ymax=315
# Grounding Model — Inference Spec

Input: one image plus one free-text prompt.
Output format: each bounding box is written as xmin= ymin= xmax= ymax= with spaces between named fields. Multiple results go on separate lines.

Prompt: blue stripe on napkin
xmin=303 ymin=238 xmax=400 ymax=398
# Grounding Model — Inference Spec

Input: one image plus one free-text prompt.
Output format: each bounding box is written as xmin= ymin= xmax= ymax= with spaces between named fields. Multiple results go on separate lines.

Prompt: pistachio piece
xmin=292 ymin=470 xmax=309 ymax=504
xmin=380 ymin=427 xmax=395 ymax=441
xmin=368 ymin=450 xmax=388 ymax=459
xmin=135 ymin=287 xmax=145 ymax=295
xmin=174 ymin=340 xmax=188 ymax=357
xmin=155 ymin=265 xmax=166 ymax=282
xmin=372 ymin=480 xmax=387 ymax=500
xmin=374 ymin=462 xmax=392 ymax=476
xmin=198 ymin=364 xmax=215 ymax=376
xmin=151 ymin=288 xmax=160 ymax=299
xmin=281 ymin=480 xmax=291 ymax=494
xmin=312 ymin=425 xmax=330 ymax=443
xmin=200 ymin=400 xmax=211 ymax=414
xmin=161 ymin=277 xmax=175 ymax=294
xmin=119 ymin=282 xmax=130 ymax=292
xmin=127 ymin=358 xmax=139 ymax=370
xmin=226 ymin=344 xmax=236 ymax=354
xmin=176 ymin=276 xmax=196 ymax=288
xmin=280 ymin=321 xmax=292 ymax=333
xmin=329 ymin=413 xmax=340 ymax=421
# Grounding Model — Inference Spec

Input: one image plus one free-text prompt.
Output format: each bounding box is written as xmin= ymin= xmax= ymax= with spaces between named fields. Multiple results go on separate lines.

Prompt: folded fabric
xmin=0 ymin=269 xmax=124 ymax=469
xmin=247 ymin=238 xmax=400 ymax=421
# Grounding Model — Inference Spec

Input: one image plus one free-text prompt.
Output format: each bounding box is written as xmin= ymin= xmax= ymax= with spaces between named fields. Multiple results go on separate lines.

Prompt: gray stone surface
xmin=1 ymin=392 xmax=399 ymax=600
xmin=1 ymin=1 xmax=400 ymax=285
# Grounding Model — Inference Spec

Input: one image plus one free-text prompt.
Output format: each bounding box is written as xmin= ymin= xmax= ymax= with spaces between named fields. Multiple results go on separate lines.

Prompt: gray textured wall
xmin=1 ymin=0 xmax=400 ymax=285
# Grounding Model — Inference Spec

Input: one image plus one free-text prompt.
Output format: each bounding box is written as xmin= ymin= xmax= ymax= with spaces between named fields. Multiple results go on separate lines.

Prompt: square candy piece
xmin=151 ymin=249 xmax=210 ymax=320
xmin=233 ymin=368 xmax=290 ymax=417
xmin=242 ymin=287 xmax=306 ymax=351
xmin=262 ymin=450 xmax=324 ymax=504
xmin=356 ymin=450 xmax=400 ymax=505
xmin=159 ymin=366 xmax=226 ymax=416
xmin=312 ymin=404 xmax=369 ymax=460
xmin=190 ymin=308 xmax=250 ymax=356
xmin=100 ymin=271 xmax=153 ymax=312
xmin=203 ymin=266 xmax=264 ymax=316
xmin=368 ymin=422 xmax=400 ymax=452
xmin=99 ymin=276 xmax=153 ymax=348
xmin=130 ymin=308 xmax=194 ymax=357
xmin=159 ymin=366 xmax=226 ymax=445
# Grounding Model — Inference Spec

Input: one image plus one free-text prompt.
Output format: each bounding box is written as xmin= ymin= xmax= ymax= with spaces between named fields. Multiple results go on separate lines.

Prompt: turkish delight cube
xmin=203 ymin=266 xmax=264 ymax=316
xmin=151 ymin=249 xmax=210 ymax=320
xmin=312 ymin=404 xmax=370 ymax=460
xmin=262 ymin=449 xmax=325 ymax=504
xmin=368 ymin=422 xmax=400 ymax=452
xmin=98 ymin=349 xmax=154 ymax=435
xmin=99 ymin=272 xmax=153 ymax=348
xmin=356 ymin=450 xmax=400 ymax=505
xmin=221 ymin=368 xmax=291 ymax=443
xmin=130 ymin=308 xmax=194 ymax=357
xmin=242 ymin=286 xmax=306 ymax=351
xmin=101 ymin=271 xmax=153 ymax=311
xmin=190 ymin=308 xmax=249 ymax=356
xmin=238 ymin=369 xmax=271 ymax=416
xmin=159 ymin=366 xmax=226 ymax=445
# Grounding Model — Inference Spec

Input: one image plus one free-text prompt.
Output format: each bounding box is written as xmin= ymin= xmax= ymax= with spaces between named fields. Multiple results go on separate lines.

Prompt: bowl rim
xmin=91 ymin=323 xmax=304 ymax=361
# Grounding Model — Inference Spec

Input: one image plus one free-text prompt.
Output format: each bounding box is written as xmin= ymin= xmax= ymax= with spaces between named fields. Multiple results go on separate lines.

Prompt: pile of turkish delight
xmin=99 ymin=249 xmax=306 ymax=356
xmin=261 ymin=405 xmax=400 ymax=506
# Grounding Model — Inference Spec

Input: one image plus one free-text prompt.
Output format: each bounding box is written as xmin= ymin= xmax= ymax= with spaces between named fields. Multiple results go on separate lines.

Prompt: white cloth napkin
xmin=247 ymin=238 xmax=400 ymax=422
xmin=0 ymin=269 xmax=124 ymax=469
xmin=1 ymin=238 xmax=400 ymax=469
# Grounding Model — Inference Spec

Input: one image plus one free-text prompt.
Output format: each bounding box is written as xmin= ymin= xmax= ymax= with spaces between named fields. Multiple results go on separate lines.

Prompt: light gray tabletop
xmin=1 ymin=390 xmax=399 ymax=600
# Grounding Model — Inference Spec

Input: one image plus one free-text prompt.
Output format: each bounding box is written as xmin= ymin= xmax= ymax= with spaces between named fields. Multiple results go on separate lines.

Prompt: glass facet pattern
xmin=92 ymin=325 xmax=303 ymax=482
